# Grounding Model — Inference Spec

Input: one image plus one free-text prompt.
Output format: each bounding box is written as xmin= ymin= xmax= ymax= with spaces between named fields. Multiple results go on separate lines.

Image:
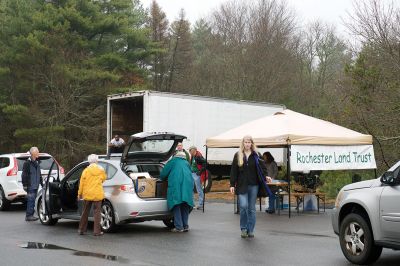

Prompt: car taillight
xmin=120 ymin=185 xmax=135 ymax=193
xmin=7 ymin=158 xmax=18 ymax=176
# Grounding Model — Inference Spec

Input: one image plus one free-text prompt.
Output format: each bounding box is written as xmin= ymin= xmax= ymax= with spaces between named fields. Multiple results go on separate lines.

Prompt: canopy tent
xmin=204 ymin=109 xmax=376 ymax=217
xmin=206 ymin=109 xmax=373 ymax=147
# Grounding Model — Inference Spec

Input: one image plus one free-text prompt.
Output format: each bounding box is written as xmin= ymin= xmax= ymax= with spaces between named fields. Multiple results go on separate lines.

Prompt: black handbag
xmin=255 ymin=155 xmax=272 ymax=198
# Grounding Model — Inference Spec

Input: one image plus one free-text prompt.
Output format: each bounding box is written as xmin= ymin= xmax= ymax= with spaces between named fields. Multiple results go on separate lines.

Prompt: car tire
xmin=37 ymin=197 xmax=58 ymax=225
xmin=0 ymin=186 xmax=11 ymax=211
xmin=162 ymin=217 xmax=174 ymax=228
xmin=101 ymin=200 xmax=116 ymax=233
xmin=339 ymin=213 xmax=382 ymax=265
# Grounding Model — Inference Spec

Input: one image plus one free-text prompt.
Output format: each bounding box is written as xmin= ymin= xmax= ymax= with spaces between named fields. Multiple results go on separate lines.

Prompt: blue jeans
xmin=26 ymin=188 xmax=38 ymax=217
xmin=268 ymin=193 xmax=276 ymax=211
xmin=192 ymin=173 xmax=204 ymax=206
xmin=172 ymin=203 xmax=190 ymax=230
xmin=238 ymin=185 xmax=259 ymax=233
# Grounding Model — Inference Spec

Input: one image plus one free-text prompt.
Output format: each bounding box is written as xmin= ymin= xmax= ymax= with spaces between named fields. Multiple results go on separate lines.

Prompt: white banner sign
xmin=290 ymin=145 xmax=376 ymax=171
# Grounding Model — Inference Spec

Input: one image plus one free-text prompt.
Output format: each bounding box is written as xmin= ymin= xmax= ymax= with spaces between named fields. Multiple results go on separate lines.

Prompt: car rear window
xmin=17 ymin=156 xmax=55 ymax=170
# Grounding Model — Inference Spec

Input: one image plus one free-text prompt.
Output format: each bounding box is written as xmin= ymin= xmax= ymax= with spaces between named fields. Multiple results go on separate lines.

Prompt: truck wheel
xmin=37 ymin=198 xmax=58 ymax=225
xmin=339 ymin=213 xmax=382 ymax=265
xmin=0 ymin=186 xmax=11 ymax=211
xmin=199 ymin=169 xmax=212 ymax=193
xmin=202 ymin=173 xmax=212 ymax=193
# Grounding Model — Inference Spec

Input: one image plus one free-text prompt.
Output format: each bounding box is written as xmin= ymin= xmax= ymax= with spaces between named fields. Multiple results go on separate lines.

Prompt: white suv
xmin=0 ymin=153 xmax=64 ymax=211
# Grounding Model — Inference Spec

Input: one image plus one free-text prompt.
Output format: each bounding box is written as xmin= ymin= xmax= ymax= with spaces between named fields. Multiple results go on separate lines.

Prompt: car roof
xmin=388 ymin=161 xmax=400 ymax=172
xmin=0 ymin=153 xmax=52 ymax=157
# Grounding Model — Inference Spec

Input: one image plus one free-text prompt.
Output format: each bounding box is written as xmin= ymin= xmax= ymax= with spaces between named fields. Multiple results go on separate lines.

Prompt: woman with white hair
xmin=77 ymin=154 xmax=107 ymax=236
xmin=159 ymin=151 xmax=194 ymax=232
xmin=230 ymin=136 xmax=271 ymax=238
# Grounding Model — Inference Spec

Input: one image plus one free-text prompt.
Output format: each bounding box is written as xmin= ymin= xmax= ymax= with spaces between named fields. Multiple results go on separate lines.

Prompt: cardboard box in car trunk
xmin=137 ymin=177 xmax=157 ymax=198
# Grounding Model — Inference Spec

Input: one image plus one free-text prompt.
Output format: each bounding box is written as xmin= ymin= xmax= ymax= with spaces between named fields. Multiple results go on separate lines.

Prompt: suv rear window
xmin=17 ymin=157 xmax=55 ymax=170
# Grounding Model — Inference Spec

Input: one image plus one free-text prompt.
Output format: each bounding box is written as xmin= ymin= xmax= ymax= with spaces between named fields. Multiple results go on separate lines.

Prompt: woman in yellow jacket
xmin=77 ymin=154 xmax=107 ymax=236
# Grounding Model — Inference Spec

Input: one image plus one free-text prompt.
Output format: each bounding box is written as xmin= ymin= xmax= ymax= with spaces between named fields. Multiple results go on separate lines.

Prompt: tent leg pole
xmin=203 ymin=146 xmax=208 ymax=213
xmin=287 ymin=145 xmax=291 ymax=218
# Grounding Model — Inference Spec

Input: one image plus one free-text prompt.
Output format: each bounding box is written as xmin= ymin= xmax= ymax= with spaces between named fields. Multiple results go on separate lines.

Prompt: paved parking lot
xmin=0 ymin=202 xmax=399 ymax=266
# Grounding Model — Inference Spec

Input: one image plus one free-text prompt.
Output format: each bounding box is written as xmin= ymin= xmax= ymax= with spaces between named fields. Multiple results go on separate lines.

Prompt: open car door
xmin=42 ymin=161 xmax=62 ymax=216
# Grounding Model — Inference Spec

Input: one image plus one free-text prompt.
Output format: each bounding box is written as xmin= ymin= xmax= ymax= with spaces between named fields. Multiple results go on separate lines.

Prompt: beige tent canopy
xmin=204 ymin=109 xmax=375 ymax=217
xmin=206 ymin=109 xmax=373 ymax=148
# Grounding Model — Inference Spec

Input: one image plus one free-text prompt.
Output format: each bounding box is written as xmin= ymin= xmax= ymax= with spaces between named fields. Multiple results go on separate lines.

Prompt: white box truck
xmin=107 ymin=90 xmax=285 ymax=191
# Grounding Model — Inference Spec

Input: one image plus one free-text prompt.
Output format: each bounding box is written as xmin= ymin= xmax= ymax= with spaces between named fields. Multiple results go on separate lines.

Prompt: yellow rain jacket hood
xmin=78 ymin=164 xmax=107 ymax=201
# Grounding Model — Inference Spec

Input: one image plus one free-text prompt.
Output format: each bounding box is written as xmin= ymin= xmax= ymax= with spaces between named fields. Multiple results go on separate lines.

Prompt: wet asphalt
xmin=1 ymin=203 xmax=399 ymax=266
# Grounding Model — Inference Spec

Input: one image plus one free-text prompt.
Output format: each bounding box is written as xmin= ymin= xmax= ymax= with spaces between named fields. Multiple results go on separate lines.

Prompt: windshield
xmin=128 ymin=140 xmax=175 ymax=154
xmin=17 ymin=156 xmax=55 ymax=171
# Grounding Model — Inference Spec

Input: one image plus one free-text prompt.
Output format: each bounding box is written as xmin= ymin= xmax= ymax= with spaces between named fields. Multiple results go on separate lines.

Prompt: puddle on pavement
xmin=19 ymin=242 xmax=129 ymax=263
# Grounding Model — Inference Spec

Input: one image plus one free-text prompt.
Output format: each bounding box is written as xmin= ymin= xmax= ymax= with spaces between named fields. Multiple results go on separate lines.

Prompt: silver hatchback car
xmin=36 ymin=132 xmax=186 ymax=232
xmin=332 ymin=160 xmax=400 ymax=264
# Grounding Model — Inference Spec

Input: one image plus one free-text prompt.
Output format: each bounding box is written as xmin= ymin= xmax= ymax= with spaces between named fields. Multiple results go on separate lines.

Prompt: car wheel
xmin=339 ymin=213 xmax=382 ymax=265
xmin=37 ymin=198 xmax=58 ymax=225
xmin=0 ymin=186 xmax=11 ymax=211
xmin=101 ymin=200 xmax=116 ymax=233
xmin=162 ymin=217 xmax=174 ymax=228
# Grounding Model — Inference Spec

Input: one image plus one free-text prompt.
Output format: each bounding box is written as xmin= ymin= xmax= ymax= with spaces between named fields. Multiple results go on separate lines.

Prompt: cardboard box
xmin=137 ymin=177 xmax=157 ymax=198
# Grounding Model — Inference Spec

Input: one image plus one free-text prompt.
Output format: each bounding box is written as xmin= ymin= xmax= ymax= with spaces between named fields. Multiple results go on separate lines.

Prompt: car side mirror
xmin=380 ymin=172 xmax=398 ymax=186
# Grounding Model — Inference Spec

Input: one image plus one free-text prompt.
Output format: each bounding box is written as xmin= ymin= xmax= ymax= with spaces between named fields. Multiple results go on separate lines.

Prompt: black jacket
xmin=230 ymin=152 xmax=268 ymax=195
xmin=21 ymin=158 xmax=42 ymax=190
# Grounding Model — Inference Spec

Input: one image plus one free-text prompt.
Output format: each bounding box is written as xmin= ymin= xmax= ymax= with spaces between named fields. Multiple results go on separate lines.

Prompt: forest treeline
xmin=0 ymin=0 xmax=398 ymax=174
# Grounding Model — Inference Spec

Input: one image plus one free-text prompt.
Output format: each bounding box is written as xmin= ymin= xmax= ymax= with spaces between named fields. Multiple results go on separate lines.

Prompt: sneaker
xmin=266 ymin=210 xmax=275 ymax=214
xmin=183 ymin=227 xmax=189 ymax=232
xmin=171 ymin=228 xmax=184 ymax=233
xmin=25 ymin=216 xmax=39 ymax=222
xmin=241 ymin=229 xmax=248 ymax=238
xmin=248 ymin=232 xmax=255 ymax=238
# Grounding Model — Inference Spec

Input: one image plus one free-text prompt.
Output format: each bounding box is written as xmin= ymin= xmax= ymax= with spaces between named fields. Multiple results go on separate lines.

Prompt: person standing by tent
xmin=159 ymin=151 xmax=194 ymax=232
xmin=230 ymin=136 xmax=271 ymax=238
xmin=263 ymin=152 xmax=279 ymax=214
xmin=189 ymin=146 xmax=205 ymax=210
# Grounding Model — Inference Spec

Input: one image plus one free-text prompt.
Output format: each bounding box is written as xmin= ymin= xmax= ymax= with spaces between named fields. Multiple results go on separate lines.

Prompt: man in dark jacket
xmin=22 ymin=147 xmax=42 ymax=221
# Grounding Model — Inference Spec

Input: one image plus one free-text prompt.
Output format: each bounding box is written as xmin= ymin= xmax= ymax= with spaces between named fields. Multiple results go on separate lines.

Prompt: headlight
xmin=335 ymin=190 xmax=344 ymax=208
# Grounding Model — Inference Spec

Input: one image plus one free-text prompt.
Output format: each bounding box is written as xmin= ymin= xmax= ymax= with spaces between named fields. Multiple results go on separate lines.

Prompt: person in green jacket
xmin=159 ymin=151 xmax=194 ymax=232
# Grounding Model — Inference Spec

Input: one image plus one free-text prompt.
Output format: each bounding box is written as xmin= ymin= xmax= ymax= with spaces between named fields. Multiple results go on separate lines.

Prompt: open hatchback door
xmin=121 ymin=132 xmax=187 ymax=164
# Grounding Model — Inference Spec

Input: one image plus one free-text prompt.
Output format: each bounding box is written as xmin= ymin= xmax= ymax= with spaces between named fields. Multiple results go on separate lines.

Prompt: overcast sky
xmin=140 ymin=0 xmax=398 ymax=40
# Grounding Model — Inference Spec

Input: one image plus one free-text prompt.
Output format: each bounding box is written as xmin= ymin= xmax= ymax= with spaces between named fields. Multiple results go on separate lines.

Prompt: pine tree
xmin=166 ymin=9 xmax=193 ymax=93
xmin=148 ymin=0 xmax=169 ymax=90
xmin=0 ymin=0 xmax=153 ymax=167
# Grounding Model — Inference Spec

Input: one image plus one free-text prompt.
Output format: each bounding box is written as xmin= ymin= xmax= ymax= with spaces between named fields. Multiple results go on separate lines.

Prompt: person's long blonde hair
xmin=238 ymin=135 xmax=258 ymax=167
